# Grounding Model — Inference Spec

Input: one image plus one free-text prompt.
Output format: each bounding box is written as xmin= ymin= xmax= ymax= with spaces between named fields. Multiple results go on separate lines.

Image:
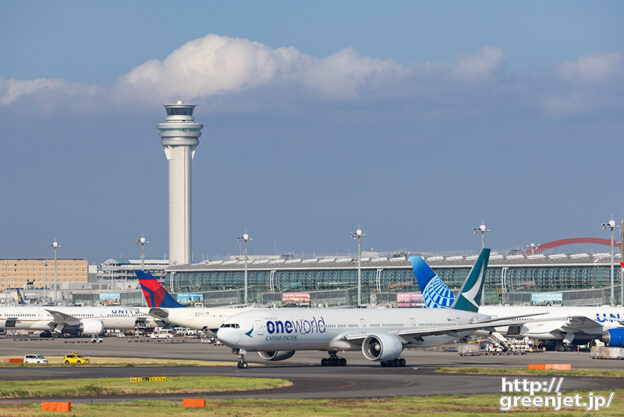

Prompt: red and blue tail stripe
xmin=136 ymin=270 xmax=184 ymax=308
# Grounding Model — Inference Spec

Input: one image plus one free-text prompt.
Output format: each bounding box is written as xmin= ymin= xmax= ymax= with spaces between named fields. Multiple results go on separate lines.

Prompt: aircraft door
xmin=255 ymin=320 xmax=264 ymax=336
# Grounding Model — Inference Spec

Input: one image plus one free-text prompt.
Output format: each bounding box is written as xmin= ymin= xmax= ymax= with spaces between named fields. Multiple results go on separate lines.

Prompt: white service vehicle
xmin=23 ymin=354 xmax=48 ymax=364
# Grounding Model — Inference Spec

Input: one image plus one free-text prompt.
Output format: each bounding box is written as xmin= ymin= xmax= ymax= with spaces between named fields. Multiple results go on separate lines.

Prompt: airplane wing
xmin=473 ymin=312 xmax=547 ymax=324
xmin=148 ymin=307 xmax=169 ymax=319
xmin=342 ymin=317 xmax=546 ymax=344
xmin=559 ymin=315 xmax=605 ymax=333
xmin=45 ymin=309 xmax=81 ymax=326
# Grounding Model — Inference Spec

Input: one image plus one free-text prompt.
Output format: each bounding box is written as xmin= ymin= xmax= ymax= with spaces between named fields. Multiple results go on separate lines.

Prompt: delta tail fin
xmin=451 ymin=248 xmax=490 ymax=312
xmin=136 ymin=270 xmax=184 ymax=308
xmin=409 ymin=256 xmax=455 ymax=308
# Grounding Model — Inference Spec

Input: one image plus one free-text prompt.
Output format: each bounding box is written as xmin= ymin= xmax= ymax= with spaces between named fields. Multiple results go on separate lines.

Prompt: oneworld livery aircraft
xmin=409 ymin=255 xmax=624 ymax=351
xmin=217 ymin=249 xmax=543 ymax=368
xmin=136 ymin=271 xmax=253 ymax=332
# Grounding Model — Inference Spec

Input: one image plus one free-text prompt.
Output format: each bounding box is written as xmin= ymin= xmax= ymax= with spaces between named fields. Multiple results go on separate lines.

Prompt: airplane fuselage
xmin=0 ymin=306 xmax=149 ymax=333
xmin=218 ymin=307 xmax=487 ymax=352
xmin=480 ymin=306 xmax=624 ymax=342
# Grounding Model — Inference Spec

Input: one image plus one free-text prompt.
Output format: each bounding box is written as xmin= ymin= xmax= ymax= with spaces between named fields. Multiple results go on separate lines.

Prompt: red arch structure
xmin=524 ymin=237 xmax=622 ymax=254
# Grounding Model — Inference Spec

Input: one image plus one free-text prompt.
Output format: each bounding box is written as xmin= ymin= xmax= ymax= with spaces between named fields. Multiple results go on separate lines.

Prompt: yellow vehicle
xmin=63 ymin=353 xmax=89 ymax=364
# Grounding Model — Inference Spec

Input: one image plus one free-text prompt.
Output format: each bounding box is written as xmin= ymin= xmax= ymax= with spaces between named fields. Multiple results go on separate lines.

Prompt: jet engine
xmin=257 ymin=351 xmax=296 ymax=361
xmin=602 ymin=329 xmax=624 ymax=347
xmin=361 ymin=334 xmax=404 ymax=361
xmin=80 ymin=320 xmax=104 ymax=336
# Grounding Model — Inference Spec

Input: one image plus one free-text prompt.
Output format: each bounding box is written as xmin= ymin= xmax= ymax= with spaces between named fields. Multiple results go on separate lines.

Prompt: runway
xmin=1 ymin=337 xmax=624 ymax=403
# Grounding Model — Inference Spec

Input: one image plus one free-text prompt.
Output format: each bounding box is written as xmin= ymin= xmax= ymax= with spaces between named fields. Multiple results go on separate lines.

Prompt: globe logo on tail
xmin=422 ymin=276 xmax=455 ymax=308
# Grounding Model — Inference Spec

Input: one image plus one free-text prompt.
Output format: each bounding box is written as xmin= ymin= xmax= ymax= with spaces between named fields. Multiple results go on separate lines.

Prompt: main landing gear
xmin=321 ymin=352 xmax=347 ymax=366
xmin=380 ymin=358 xmax=406 ymax=367
xmin=234 ymin=349 xmax=248 ymax=369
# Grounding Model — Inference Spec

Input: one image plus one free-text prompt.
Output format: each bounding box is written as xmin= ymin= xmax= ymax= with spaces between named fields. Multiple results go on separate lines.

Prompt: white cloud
xmin=115 ymin=34 xmax=396 ymax=102
xmin=558 ymin=53 xmax=624 ymax=83
xmin=5 ymin=34 xmax=620 ymax=122
xmin=2 ymin=36 xmax=508 ymax=109
xmin=0 ymin=77 xmax=97 ymax=106
xmin=451 ymin=46 xmax=504 ymax=81
xmin=540 ymin=92 xmax=587 ymax=118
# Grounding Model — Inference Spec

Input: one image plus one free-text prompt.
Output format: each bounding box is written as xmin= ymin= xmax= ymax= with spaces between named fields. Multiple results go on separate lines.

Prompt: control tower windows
xmin=166 ymin=107 xmax=193 ymax=116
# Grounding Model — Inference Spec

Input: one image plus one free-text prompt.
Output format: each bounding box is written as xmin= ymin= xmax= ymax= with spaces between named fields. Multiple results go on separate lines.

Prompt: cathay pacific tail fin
xmin=451 ymin=248 xmax=490 ymax=312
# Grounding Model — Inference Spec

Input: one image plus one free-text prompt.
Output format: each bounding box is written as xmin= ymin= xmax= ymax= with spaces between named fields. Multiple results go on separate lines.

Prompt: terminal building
xmin=0 ymin=258 xmax=88 ymax=291
xmin=165 ymin=250 xmax=619 ymax=307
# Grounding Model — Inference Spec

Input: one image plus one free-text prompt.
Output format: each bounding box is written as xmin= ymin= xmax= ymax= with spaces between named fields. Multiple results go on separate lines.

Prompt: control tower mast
xmin=157 ymin=101 xmax=203 ymax=265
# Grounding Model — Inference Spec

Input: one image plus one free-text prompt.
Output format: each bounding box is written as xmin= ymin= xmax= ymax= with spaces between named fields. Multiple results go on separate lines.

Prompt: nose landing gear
xmin=234 ymin=349 xmax=248 ymax=369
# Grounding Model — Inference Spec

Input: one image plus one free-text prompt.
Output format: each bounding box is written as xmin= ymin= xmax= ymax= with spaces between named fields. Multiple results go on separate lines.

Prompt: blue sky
xmin=1 ymin=1 xmax=623 ymax=262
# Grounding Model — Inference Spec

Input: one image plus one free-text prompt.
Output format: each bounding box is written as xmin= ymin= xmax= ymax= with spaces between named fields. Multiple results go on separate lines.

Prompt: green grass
xmin=0 ymin=376 xmax=291 ymax=398
xmin=0 ymin=356 xmax=249 ymax=368
xmin=1 ymin=393 xmax=623 ymax=416
xmin=437 ymin=367 xmax=624 ymax=377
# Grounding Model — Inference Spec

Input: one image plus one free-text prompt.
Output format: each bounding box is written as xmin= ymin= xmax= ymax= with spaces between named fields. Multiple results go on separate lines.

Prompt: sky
xmin=1 ymin=1 xmax=623 ymax=263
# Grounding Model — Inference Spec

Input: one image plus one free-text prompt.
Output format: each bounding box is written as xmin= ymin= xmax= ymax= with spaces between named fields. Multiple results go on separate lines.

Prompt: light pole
xmin=602 ymin=219 xmax=618 ymax=306
xmin=350 ymin=228 xmax=365 ymax=307
xmin=527 ymin=243 xmax=539 ymax=255
xmin=48 ymin=240 xmax=60 ymax=305
xmin=134 ymin=235 xmax=150 ymax=269
xmin=237 ymin=233 xmax=252 ymax=304
xmin=473 ymin=222 xmax=491 ymax=249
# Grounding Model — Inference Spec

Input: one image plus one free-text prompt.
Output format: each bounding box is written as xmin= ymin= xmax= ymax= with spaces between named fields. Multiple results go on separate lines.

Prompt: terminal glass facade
xmin=166 ymin=264 xmax=616 ymax=306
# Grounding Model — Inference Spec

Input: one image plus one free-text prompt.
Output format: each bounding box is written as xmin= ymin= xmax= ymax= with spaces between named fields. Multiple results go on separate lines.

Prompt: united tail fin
xmin=409 ymin=256 xmax=455 ymax=308
xmin=136 ymin=270 xmax=184 ymax=308
xmin=451 ymin=248 xmax=490 ymax=312
xmin=16 ymin=288 xmax=26 ymax=305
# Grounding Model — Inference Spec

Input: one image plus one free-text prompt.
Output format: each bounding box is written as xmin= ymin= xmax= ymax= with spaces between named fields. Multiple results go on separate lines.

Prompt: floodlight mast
xmin=350 ymin=228 xmax=366 ymax=307
xmin=602 ymin=218 xmax=618 ymax=306
xmin=134 ymin=235 xmax=150 ymax=269
xmin=472 ymin=222 xmax=491 ymax=249
xmin=48 ymin=240 xmax=60 ymax=305
xmin=237 ymin=233 xmax=252 ymax=305
xmin=527 ymin=243 xmax=539 ymax=255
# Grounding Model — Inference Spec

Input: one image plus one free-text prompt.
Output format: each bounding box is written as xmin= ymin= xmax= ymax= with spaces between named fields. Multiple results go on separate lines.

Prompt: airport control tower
xmin=157 ymin=101 xmax=203 ymax=265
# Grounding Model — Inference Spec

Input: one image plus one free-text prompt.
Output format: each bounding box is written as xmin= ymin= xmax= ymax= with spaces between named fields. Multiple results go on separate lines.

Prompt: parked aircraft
xmin=136 ymin=270 xmax=254 ymax=332
xmin=0 ymin=305 xmax=152 ymax=338
xmin=217 ymin=249 xmax=542 ymax=368
xmin=409 ymin=255 xmax=624 ymax=350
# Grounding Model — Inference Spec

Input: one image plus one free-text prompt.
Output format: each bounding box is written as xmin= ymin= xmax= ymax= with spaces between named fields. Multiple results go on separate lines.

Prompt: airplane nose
xmin=216 ymin=329 xmax=236 ymax=346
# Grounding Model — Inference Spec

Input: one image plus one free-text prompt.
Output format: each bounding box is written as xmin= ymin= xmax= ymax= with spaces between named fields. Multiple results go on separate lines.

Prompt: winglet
xmin=136 ymin=270 xmax=184 ymax=308
xmin=409 ymin=256 xmax=455 ymax=308
xmin=451 ymin=248 xmax=490 ymax=312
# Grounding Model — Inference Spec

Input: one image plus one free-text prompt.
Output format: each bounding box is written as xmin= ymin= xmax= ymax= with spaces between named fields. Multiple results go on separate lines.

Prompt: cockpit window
xmin=220 ymin=323 xmax=240 ymax=328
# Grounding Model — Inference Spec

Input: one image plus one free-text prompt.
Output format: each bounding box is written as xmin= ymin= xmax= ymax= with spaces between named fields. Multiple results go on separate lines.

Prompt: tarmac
xmin=1 ymin=336 xmax=623 ymax=402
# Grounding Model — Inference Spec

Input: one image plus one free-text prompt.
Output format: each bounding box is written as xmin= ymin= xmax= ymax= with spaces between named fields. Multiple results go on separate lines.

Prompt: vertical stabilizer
xmin=136 ymin=271 xmax=184 ymax=308
xmin=409 ymin=256 xmax=455 ymax=308
xmin=451 ymin=248 xmax=490 ymax=312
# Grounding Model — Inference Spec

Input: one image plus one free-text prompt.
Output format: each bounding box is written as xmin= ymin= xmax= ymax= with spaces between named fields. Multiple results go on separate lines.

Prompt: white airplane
xmin=217 ymin=249 xmax=543 ymax=368
xmin=410 ymin=255 xmax=624 ymax=350
xmin=137 ymin=271 xmax=254 ymax=332
xmin=0 ymin=305 xmax=153 ymax=337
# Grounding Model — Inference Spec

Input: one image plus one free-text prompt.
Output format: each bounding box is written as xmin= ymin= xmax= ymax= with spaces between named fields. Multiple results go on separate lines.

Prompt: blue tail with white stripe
xmin=411 ymin=248 xmax=490 ymax=312
xmin=409 ymin=256 xmax=455 ymax=308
